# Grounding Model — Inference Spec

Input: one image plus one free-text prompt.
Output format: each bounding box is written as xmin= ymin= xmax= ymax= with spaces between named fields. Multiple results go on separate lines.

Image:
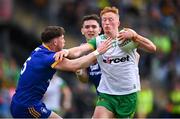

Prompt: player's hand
xmin=54 ymin=49 xmax=69 ymax=61
xmin=97 ymin=37 xmax=112 ymax=55
xmin=118 ymin=28 xmax=137 ymax=42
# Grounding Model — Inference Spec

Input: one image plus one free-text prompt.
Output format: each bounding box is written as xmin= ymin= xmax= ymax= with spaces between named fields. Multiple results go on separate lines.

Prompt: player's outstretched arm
xmin=134 ymin=34 xmax=156 ymax=53
xmin=53 ymin=37 xmax=112 ymax=72
xmin=67 ymin=43 xmax=94 ymax=58
xmin=54 ymin=43 xmax=94 ymax=61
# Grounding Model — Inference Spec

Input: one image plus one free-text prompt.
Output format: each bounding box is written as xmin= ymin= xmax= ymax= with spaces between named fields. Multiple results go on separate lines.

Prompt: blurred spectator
xmin=151 ymin=30 xmax=171 ymax=55
xmin=73 ymin=82 xmax=96 ymax=118
xmin=136 ymin=79 xmax=154 ymax=118
xmin=2 ymin=57 xmax=20 ymax=85
xmin=166 ymin=80 xmax=180 ymax=118
xmin=0 ymin=87 xmax=11 ymax=117
xmin=58 ymin=1 xmax=77 ymax=33
xmin=0 ymin=54 xmax=16 ymax=117
xmin=97 ymin=0 xmax=110 ymax=9
xmin=0 ymin=0 xmax=13 ymax=22
xmin=159 ymin=0 xmax=176 ymax=29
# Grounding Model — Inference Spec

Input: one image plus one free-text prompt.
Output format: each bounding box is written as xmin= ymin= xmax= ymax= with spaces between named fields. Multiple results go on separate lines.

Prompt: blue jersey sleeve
xmin=44 ymin=52 xmax=56 ymax=67
xmin=48 ymin=53 xmax=62 ymax=68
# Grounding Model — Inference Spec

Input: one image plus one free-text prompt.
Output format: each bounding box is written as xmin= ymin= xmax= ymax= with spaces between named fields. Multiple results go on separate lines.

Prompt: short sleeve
xmin=43 ymin=52 xmax=56 ymax=68
xmin=87 ymin=38 xmax=96 ymax=49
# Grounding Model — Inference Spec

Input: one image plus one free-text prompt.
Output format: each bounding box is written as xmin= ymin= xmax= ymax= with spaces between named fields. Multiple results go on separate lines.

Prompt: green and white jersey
xmin=88 ymin=34 xmax=140 ymax=95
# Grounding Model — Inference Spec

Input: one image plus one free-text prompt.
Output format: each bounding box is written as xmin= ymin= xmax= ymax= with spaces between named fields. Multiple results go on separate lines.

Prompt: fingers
xmin=54 ymin=53 xmax=59 ymax=61
xmin=97 ymin=37 xmax=113 ymax=54
xmin=54 ymin=49 xmax=69 ymax=61
xmin=107 ymin=43 xmax=112 ymax=49
xmin=105 ymin=37 xmax=113 ymax=46
xmin=117 ymin=37 xmax=125 ymax=43
xmin=59 ymin=53 xmax=63 ymax=61
xmin=55 ymin=53 xmax=60 ymax=61
xmin=102 ymin=37 xmax=113 ymax=49
xmin=118 ymin=30 xmax=134 ymax=41
xmin=118 ymin=30 xmax=127 ymax=40
xmin=107 ymin=40 xmax=114 ymax=49
xmin=63 ymin=49 xmax=69 ymax=57
xmin=54 ymin=52 xmax=64 ymax=61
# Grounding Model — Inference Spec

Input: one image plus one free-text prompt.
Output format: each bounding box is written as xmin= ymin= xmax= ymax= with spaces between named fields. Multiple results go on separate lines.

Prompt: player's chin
xmin=88 ymin=35 xmax=95 ymax=39
xmin=63 ymin=43 xmax=65 ymax=47
xmin=104 ymin=29 xmax=111 ymax=33
xmin=58 ymin=47 xmax=62 ymax=51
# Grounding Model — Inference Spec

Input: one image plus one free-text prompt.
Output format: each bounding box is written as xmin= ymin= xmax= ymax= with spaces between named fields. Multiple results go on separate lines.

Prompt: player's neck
xmin=43 ymin=43 xmax=55 ymax=51
xmin=105 ymin=30 xmax=118 ymax=39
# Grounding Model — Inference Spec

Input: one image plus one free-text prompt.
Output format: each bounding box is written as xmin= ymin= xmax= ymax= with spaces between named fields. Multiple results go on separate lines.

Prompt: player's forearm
xmin=74 ymin=38 xmax=111 ymax=69
xmin=67 ymin=47 xmax=83 ymax=58
xmin=54 ymin=39 xmax=110 ymax=72
xmin=72 ymin=52 xmax=97 ymax=71
xmin=123 ymin=28 xmax=156 ymax=52
xmin=68 ymin=44 xmax=92 ymax=59
xmin=134 ymin=35 xmax=156 ymax=53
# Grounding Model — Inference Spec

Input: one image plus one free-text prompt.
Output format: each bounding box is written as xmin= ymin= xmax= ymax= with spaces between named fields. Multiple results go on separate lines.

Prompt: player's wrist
xmin=128 ymin=29 xmax=138 ymax=42
xmin=93 ymin=50 xmax=100 ymax=56
xmin=132 ymin=33 xmax=139 ymax=42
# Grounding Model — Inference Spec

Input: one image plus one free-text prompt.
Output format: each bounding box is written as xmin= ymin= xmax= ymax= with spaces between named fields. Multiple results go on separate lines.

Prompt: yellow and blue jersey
xmin=12 ymin=45 xmax=57 ymax=106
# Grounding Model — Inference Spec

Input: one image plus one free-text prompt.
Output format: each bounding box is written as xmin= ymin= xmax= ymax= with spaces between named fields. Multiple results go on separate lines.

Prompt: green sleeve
xmin=87 ymin=38 xmax=96 ymax=49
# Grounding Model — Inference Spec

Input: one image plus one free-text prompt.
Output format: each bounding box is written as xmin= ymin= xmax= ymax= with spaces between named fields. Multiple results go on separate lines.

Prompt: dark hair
xmin=81 ymin=14 xmax=100 ymax=26
xmin=41 ymin=26 xmax=65 ymax=43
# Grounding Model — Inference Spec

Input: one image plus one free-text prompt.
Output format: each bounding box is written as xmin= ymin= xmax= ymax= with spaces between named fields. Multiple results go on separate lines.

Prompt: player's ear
xmin=81 ymin=28 xmax=84 ymax=35
xmin=53 ymin=38 xmax=57 ymax=46
xmin=99 ymin=27 xmax=102 ymax=34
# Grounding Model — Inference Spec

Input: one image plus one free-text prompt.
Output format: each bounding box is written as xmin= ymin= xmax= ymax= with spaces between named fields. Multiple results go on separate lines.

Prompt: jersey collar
xmin=42 ymin=43 xmax=51 ymax=51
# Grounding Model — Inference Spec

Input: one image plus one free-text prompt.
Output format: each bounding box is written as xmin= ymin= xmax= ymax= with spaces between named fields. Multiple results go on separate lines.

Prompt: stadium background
xmin=0 ymin=0 xmax=179 ymax=118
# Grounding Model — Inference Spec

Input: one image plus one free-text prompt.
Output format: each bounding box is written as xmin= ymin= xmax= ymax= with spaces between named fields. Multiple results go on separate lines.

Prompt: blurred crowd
xmin=0 ymin=0 xmax=180 ymax=118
